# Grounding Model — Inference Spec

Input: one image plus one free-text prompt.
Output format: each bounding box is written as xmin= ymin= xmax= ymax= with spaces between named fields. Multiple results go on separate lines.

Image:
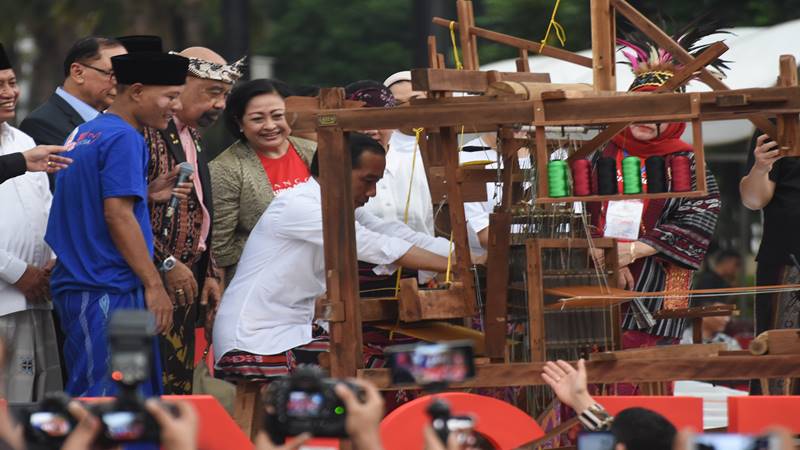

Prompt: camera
xmin=386 ymin=340 xmax=476 ymax=388
xmin=89 ymin=309 xmax=176 ymax=447
xmin=14 ymin=310 xmax=172 ymax=448
xmin=14 ymin=393 xmax=76 ymax=449
xmin=427 ymin=397 xmax=477 ymax=448
xmin=263 ymin=365 xmax=365 ymax=444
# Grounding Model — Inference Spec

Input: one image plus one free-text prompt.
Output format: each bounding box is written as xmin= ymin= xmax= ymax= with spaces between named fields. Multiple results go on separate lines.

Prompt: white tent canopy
xmin=481 ymin=19 xmax=800 ymax=146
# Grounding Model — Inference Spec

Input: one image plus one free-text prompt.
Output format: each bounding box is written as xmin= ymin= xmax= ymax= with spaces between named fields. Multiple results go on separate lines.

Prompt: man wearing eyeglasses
xmin=20 ymin=37 xmax=126 ymax=163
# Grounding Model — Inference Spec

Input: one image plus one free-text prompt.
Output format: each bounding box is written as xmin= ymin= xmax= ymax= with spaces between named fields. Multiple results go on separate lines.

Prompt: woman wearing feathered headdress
xmin=585 ymin=20 xmax=726 ymax=394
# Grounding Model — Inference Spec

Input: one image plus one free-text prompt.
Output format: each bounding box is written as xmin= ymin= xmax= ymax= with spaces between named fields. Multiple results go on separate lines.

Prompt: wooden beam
xmin=590 ymin=0 xmax=616 ymax=91
xmin=432 ymin=17 xmax=593 ymax=68
xmin=317 ymin=88 xmax=364 ymax=378
xmin=526 ymin=240 xmax=546 ymax=362
xmin=456 ymin=0 xmax=475 ymax=70
xmin=441 ymin=126 xmax=478 ymax=310
xmin=427 ymin=35 xmax=439 ymax=69
xmin=484 ymin=212 xmax=512 ymax=360
xmin=567 ymin=41 xmax=729 ymax=162
xmin=296 ymin=86 xmax=799 ymax=133
xmin=516 ymin=48 xmax=530 ymax=72
xmin=589 ymin=343 xmax=726 ymax=361
xmin=411 ymin=68 xmax=550 ymax=93
xmin=610 ymin=0 xmax=779 ymax=140
xmin=467 ymin=0 xmax=480 ymax=68
xmin=749 ymin=329 xmax=800 ymax=355
xmin=359 ymin=355 xmax=800 ymax=389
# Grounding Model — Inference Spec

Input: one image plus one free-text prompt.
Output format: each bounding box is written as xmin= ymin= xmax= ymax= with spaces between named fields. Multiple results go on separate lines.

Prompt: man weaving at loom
xmin=585 ymin=26 xmax=723 ymax=393
xmin=212 ymin=133 xmax=462 ymax=381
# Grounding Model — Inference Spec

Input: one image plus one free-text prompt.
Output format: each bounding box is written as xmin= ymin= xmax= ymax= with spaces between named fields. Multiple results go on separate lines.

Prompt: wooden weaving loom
xmin=287 ymin=0 xmax=800 ymax=402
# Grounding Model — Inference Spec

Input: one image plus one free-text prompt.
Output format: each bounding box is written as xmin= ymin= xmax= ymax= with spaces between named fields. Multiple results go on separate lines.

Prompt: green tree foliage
xmin=253 ymin=0 xmax=415 ymax=87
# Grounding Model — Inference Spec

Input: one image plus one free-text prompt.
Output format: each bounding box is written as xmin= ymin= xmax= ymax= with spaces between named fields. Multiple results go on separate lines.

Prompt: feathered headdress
xmin=617 ymin=14 xmax=731 ymax=92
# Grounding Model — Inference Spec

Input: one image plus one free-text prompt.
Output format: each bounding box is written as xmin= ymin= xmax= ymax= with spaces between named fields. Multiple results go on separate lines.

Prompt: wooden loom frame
xmin=290 ymin=0 xmax=800 ymax=393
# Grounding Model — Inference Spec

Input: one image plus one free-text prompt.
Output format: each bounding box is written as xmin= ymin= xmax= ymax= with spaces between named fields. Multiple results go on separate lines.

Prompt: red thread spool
xmin=670 ymin=155 xmax=692 ymax=192
xmin=571 ymin=159 xmax=592 ymax=196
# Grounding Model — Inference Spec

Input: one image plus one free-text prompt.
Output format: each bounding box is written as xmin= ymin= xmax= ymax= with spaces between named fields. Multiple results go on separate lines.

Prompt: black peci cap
xmin=111 ymin=52 xmax=189 ymax=86
xmin=116 ymin=35 xmax=163 ymax=53
xmin=0 ymin=43 xmax=12 ymax=70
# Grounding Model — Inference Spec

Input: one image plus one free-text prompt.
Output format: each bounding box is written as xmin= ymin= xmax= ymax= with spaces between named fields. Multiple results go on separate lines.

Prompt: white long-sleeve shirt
xmin=213 ymin=178 xmax=451 ymax=362
xmin=362 ymin=131 xmax=435 ymax=237
xmin=0 ymin=123 xmax=53 ymax=317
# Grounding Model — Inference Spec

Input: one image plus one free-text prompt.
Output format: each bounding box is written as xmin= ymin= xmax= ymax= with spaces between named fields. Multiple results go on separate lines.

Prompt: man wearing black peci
xmin=144 ymin=46 xmax=244 ymax=394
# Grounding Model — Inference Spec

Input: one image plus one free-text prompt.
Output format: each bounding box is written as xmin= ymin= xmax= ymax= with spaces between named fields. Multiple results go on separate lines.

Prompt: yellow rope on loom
xmin=538 ymin=0 xmax=567 ymax=53
xmin=449 ymin=21 xmax=465 ymax=70
xmin=392 ymin=127 xmax=427 ymax=299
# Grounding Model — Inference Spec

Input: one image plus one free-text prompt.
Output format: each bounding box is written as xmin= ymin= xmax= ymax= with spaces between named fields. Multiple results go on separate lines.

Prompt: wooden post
xmin=467 ymin=0 xmax=480 ymax=68
xmin=318 ymin=88 xmax=364 ymax=379
xmin=440 ymin=126 xmax=477 ymax=310
xmin=534 ymin=124 xmax=549 ymax=200
xmin=590 ymin=0 xmax=616 ymax=92
xmin=428 ymin=35 xmax=439 ymax=69
xmin=777 ymin=55 xmax=800 ymax=156
xmin=526 ymin=240 xmax=546 ymax=362
xmin=692 ymin=116 xmax=708 ymax=193
xmin=485 ymin=212 xmax=511 ymax=361
xmin=456 ymin=0 xmax=475 ymax=70
xmin=516 ymin=48 xmax=530 ymax=73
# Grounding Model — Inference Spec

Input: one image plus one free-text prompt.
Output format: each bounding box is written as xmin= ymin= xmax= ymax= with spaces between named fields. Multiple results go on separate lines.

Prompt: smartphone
xmin=386 ymin=340 xmax=475 ymax=386
xmin=577 ymin=432 xmax=615 ymax=450
xmin=688 ymin=433 xmax=782 ymax=450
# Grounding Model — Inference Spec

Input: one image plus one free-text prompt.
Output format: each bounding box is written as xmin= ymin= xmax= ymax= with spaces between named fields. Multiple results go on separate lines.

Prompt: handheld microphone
xmin=165 ymin=162 xmax=194 ymax=219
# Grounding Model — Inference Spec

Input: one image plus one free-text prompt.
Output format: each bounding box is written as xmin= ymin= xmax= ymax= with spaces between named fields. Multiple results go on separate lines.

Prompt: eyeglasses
xmin=80 ymin=63 xmax=114 ymax=80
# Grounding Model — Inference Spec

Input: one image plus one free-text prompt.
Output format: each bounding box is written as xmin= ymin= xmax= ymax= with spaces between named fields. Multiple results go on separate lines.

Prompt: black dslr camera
xmin=263 ymin=365 xmax=365 ymax=444
xmin=15 ymin=393 xmax=76 ymax=449
xmin=89 ymin=309 xmax=176 ymax=447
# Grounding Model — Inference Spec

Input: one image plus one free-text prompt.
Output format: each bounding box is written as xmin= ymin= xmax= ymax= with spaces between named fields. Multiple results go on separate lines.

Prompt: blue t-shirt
xmin=46 ymin=113 xmax=153 ymax=295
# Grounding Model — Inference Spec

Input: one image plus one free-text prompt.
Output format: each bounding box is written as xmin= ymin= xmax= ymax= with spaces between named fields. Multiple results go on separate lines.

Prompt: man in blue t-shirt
xmin=45 ymin=51 xmax=189 ymax=397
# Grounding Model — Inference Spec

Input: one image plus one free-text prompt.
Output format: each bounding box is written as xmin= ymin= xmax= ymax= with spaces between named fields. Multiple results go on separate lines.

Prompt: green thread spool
xmin=548 ymin=160 xmax=569 ymax=197
xmin=622 ymin=156 xmax=642 ymax=194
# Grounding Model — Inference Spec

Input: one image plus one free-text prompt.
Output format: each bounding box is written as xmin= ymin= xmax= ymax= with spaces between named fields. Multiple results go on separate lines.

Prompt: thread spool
xmin=571 ymin=159 xmax=592 ymax=196
xmin=670 ymin=155 xmax=692 ymax=192
xmin=622 ymin=156 xmax=642 ymax=194
xmin=548 ymin=160 xmax=569 ymax=197
xmin=597 ymin=157 xmax=617 ymax=195
xmin=645 ymin=156 xmax=667 ymax=193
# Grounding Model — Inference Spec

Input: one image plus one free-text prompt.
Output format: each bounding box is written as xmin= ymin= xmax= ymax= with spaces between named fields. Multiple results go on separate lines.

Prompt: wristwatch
xmin=159 ymin=255 xmax=177 ymax=272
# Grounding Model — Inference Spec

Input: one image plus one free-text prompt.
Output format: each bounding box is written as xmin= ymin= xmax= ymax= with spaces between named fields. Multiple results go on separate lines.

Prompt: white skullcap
xmin=383 ymin=70 xmax=412 ymax=88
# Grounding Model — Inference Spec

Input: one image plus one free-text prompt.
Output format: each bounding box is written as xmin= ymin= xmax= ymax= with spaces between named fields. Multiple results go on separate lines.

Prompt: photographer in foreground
xmin=256 ymin=377 xmax=385 ymax=450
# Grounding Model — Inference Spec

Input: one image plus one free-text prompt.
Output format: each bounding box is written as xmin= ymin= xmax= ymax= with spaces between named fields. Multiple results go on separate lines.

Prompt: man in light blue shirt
xmin=21 ymin=36 xmax=126 ymax=161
